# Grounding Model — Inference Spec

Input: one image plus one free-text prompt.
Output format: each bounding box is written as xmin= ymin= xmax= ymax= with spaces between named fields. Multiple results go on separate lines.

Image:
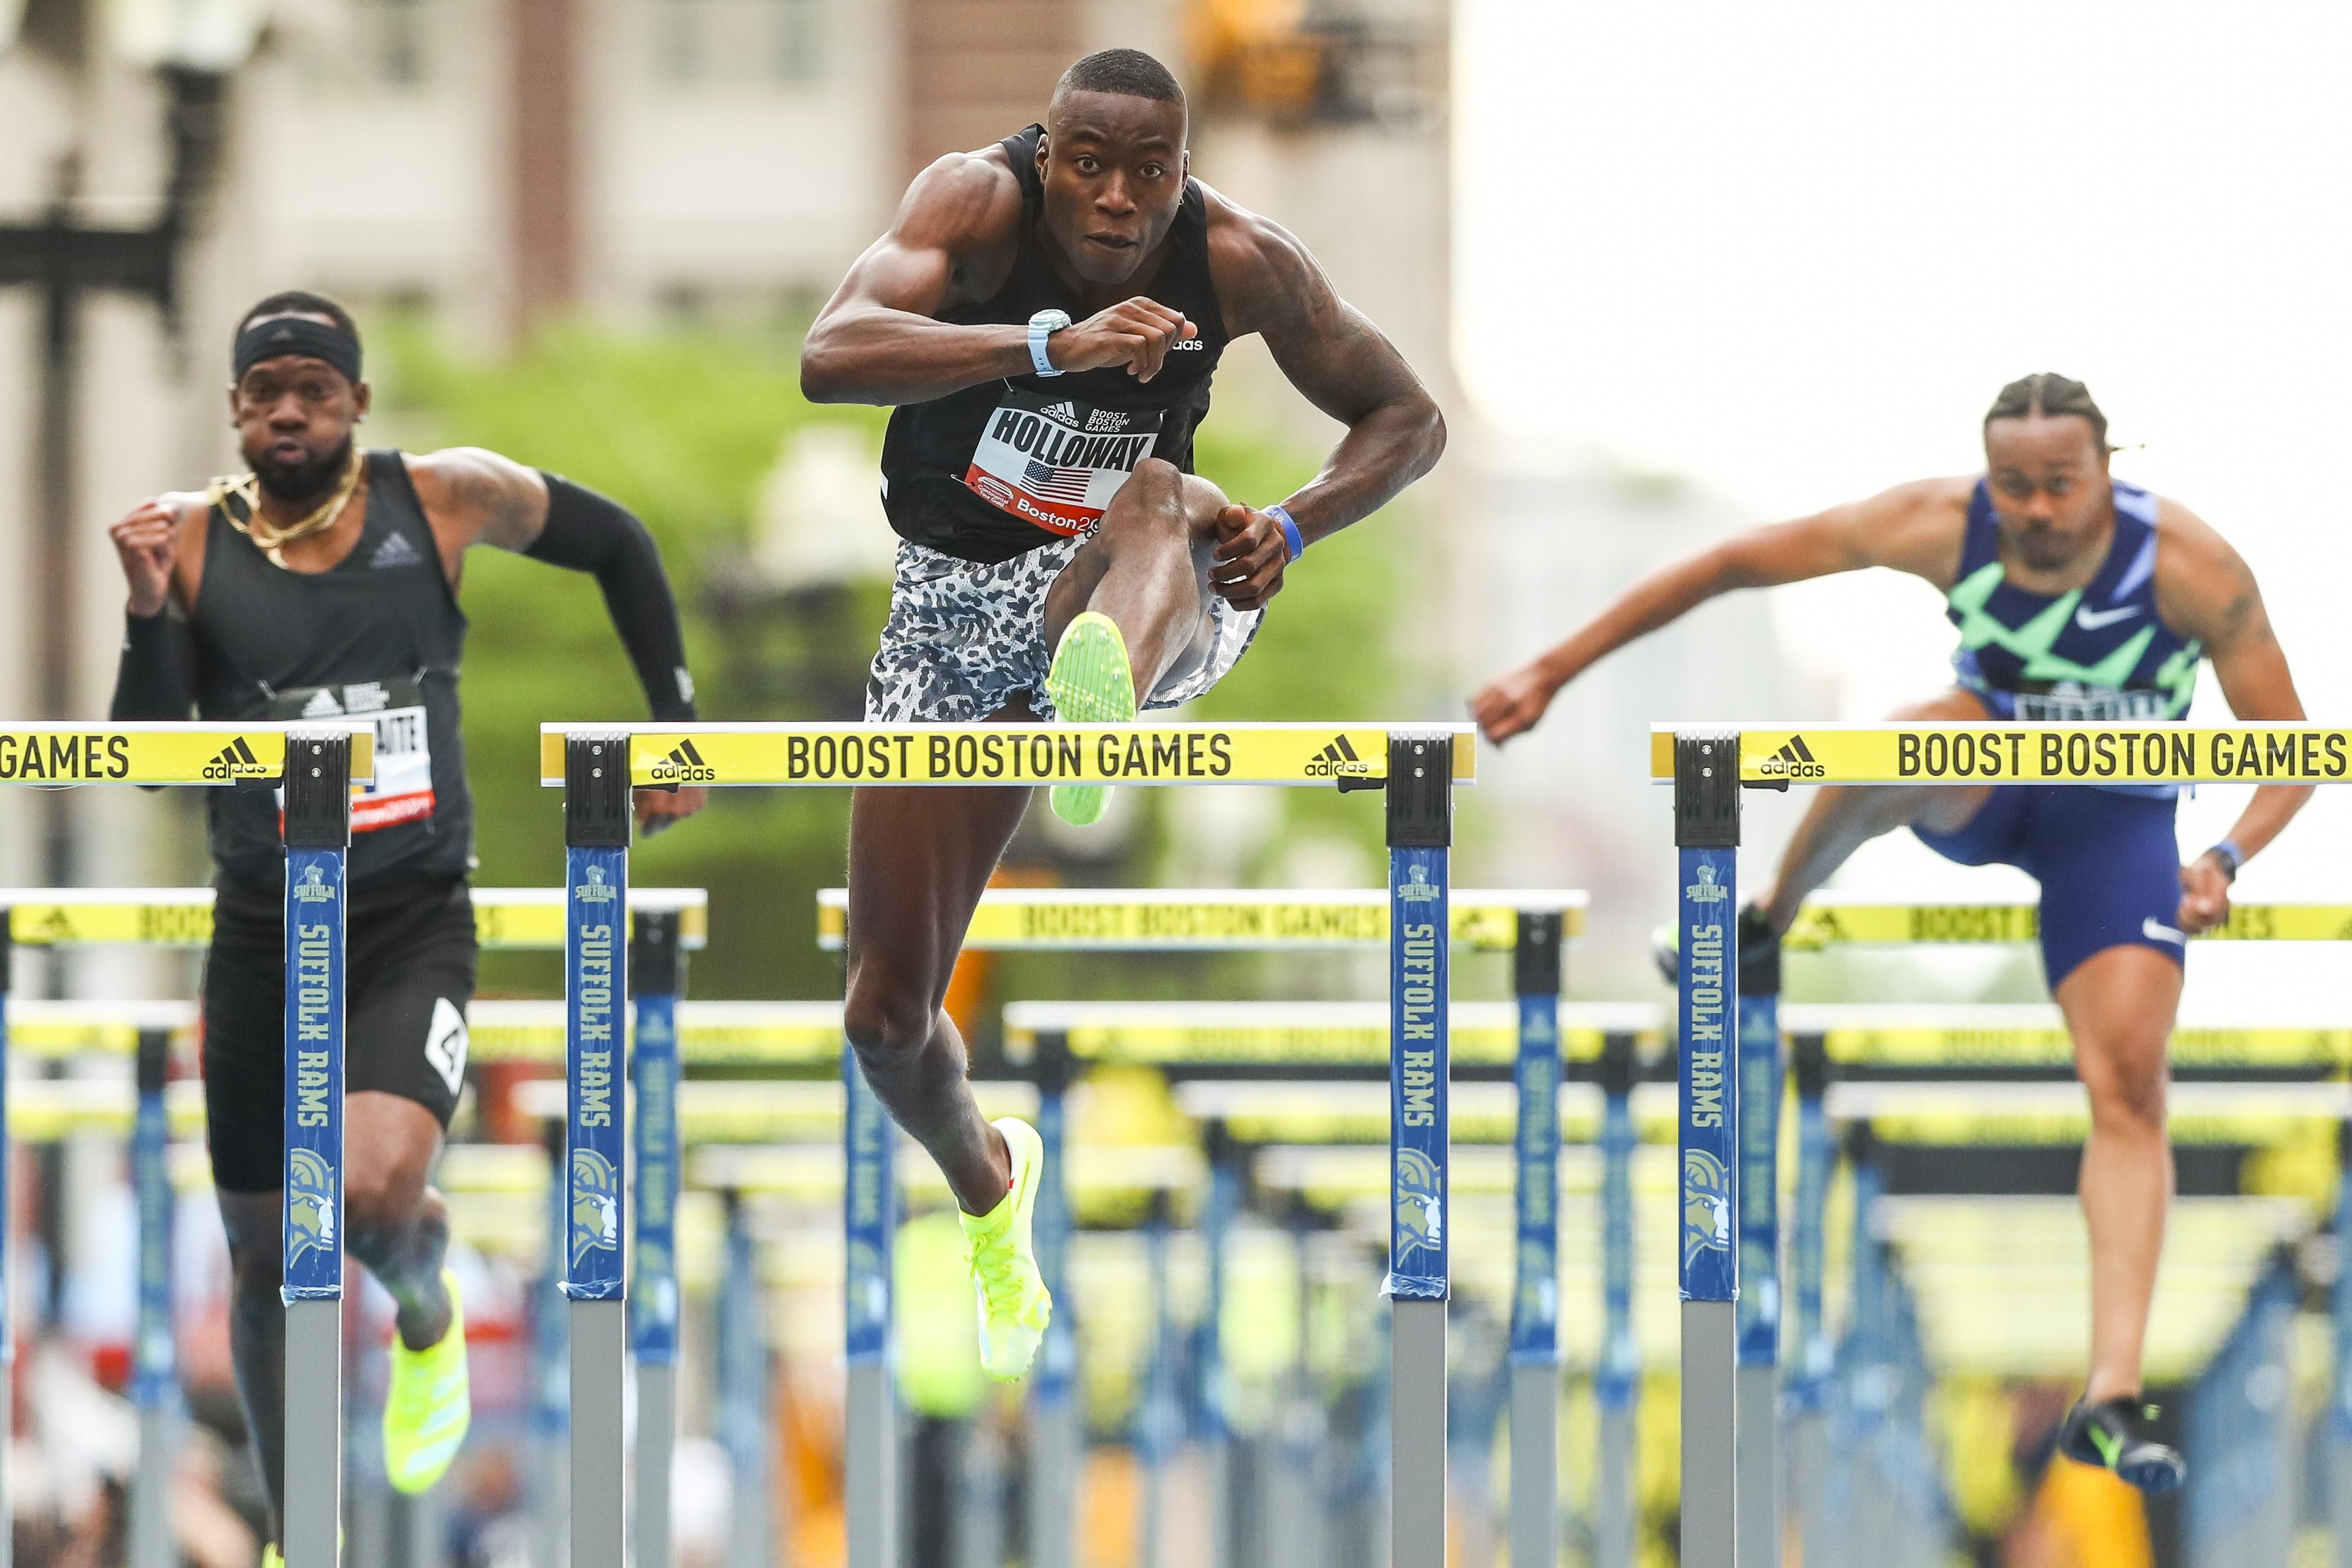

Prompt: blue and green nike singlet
xmin=1917 ymin=477 xmax=2203 ymax=981
xmin=1945 ymin=477 xmax=2201 ymax=722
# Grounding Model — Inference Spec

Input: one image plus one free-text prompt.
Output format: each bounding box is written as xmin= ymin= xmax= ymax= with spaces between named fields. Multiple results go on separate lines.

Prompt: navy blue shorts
xmin=1912 ymin=786 xmax=2185 ymax=988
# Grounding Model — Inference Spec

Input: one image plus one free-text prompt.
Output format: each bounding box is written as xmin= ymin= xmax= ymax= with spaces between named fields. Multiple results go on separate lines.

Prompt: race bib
xmin=268 ymin=676 xmax=434 ymax=833
xmin=2012 ymin=685 xmax=2171 ymax=723
xmin=963 ymin=391 xmax=1165 ymax=537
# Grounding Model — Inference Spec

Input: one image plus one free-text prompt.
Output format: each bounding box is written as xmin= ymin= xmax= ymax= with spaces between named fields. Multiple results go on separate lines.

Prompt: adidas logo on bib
xmin=1040 ymin=401 xmax=1080 ymax=427
xmin=369 ymin=531 xmax=423 ymax=570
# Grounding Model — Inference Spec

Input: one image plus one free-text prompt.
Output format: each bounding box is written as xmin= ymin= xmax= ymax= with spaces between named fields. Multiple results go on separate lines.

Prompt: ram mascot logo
xmin=286 ymin=1147 xmax=337 ymax=1269
xmin=1682 ymin=1148 xmax=1732 ymax=1270
xmin=1393 ymin=1147 xmax=1444 ymax=1263
xmin=570 ymin=1147 xmax=620 ymax=1268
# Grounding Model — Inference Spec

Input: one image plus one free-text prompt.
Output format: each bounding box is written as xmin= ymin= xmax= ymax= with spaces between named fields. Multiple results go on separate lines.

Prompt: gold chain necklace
xmin=208 ymin=449 xmax=365 ymax=568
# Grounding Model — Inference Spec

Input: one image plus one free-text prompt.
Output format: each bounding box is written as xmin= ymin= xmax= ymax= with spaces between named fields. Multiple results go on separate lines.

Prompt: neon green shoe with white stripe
xmin=1043 ymin=611 xmax=1136 ymax=827
xmin=962 ymin=1117 xmax=1053 ymax=1379
xmin=384 ymin=1269 xmax=471 ymax=1493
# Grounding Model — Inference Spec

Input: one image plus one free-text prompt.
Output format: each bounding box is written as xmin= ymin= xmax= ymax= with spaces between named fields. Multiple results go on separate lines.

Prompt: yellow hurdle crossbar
xmin=0 ymin=885 xmax=707 ymax=949
xmin=1001 ymin=1000 xmax=1657 ymax=1067
xmin=1785 ymin=891 xmax=2352 ymax=947
xmin=0 ymin=721 xmax=375 ymax=787
xmin=1779 ymin=1002 xmax=2352 ymax=1071
xmin=815 ymin=887 xmax=1584 ymax=951
xmin=1649 ymin=720 xmax=2352 ymax=787
xmin=541 ymin=721 xmax=1476 ymax=788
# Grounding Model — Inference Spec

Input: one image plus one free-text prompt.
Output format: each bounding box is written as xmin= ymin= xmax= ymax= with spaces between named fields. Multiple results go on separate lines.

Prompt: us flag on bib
xmin=964 ymin=389 xmax=1166 ymax=537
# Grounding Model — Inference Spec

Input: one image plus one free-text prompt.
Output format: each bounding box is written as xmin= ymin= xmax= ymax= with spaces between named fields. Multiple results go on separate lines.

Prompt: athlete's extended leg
xmin=845 ymin=755 xmax=1054 ymax=1377
xmin=1752 ymin=688 xmax=1997 ymax=930
xmin=345 ymin=1091 xmax=472 ymax=1494
xmin=218 ymin=1189 xmax=291 ymax=1543
xmin=843 ymin=765 xmax=1033 ymax=1216
xmin=343 ymin=1092 xmax=453 ymax=1346
xmin=2057 ymin=946 xmax=2178 ymax=1403
xmin=1041 ymin=457 xmax=1226 ymax=699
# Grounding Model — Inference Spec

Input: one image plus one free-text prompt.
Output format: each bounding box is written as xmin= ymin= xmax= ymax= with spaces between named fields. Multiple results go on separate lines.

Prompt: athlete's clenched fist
xmin=1046 ymin=298 xmax=1197 ymax=383
xmin=110 ymin=497 xmax=183 ymax=618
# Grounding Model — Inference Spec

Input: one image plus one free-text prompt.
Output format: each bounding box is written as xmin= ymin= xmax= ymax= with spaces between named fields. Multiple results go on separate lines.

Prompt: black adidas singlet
xmin=191 ymin=450 xmax=474 ymax=885
xmin=878 ymin=123 xmax=1231 ymax=564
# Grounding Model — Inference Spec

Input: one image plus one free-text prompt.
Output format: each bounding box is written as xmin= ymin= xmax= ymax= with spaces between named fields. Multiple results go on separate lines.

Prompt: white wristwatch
xmin=1028 ymin=309 xmax=1072 ymax=378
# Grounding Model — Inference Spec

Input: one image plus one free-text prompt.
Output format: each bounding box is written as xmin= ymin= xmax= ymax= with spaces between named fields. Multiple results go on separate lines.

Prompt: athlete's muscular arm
xmin=1471 ymin=478 xmax=1970 ymax=743
xmin=1205 ymin=201 xmax=1445 ymax=607
xmin=800 ymin=152 xmax=1197 ymax=405
xmin=2154 ymin=504 xmax=2310 ymax=931
xmin=408 ymin=448 xmax=706 ymax=835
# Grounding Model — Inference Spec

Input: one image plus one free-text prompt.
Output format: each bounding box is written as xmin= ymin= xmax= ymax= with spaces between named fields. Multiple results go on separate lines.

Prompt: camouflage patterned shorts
xmin=866 ymin=535 xmax=1262 ymax=722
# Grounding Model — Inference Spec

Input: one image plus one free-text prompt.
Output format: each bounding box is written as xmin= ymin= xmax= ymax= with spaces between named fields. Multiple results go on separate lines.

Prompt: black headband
xmin=232 ymin=315 xmax=362 ymax=385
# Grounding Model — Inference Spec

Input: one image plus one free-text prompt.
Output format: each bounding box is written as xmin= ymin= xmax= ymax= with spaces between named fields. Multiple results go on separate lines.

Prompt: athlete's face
xmin=227 ymin=312 xmax=370 ymax=504
xmin=1037 ymin=92 xmax=1189 ymax=287
xmin=1983 ymin=414 xmax=2110 ymax=572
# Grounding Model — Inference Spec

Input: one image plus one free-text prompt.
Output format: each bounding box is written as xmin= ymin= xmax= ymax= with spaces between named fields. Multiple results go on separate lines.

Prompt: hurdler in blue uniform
xmin=1473 ymin=372 xmax=2315 ymax=1494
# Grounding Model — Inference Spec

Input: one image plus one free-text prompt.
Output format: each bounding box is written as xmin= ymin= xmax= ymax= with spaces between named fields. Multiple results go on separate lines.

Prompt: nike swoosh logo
xmin=2143 ymin=918 xmax=2185 ymax=946
xmin=2074 ymin=603 xmax=2142 ymax=631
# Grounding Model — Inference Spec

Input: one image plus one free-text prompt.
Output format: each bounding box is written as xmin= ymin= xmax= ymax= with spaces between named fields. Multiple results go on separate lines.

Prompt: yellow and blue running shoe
xmin=2060 ymin=1395 xmax=2184 ymax=1494
xmin=1042 ymin=611 xmax=1136 ymax=827
xmin=960 ymin=1117 xmax=1053 ymax=1380
xmin=384 ymin=1268 xmax=471 ymax=1493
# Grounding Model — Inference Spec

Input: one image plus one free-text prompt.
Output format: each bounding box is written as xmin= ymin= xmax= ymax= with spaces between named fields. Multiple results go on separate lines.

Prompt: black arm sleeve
xmin=109 ymin=610 xmax=197 ymax=721
xmin=525 ymin=475 xmax=699 ymax=720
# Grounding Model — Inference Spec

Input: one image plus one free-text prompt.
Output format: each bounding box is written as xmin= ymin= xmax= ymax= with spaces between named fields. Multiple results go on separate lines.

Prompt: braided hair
xmin=1984 ymin=373 xmax=2110 ymax=451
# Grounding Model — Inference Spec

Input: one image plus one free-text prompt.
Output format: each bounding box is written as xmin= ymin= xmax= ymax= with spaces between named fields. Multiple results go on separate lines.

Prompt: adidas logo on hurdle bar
xmin=1304 ymin=733 xmax=1374 ymax=778
xmin=1755 ymin=734 xmax=1825 ymax=780
xmin=203 ymin=737 xmax=268 ymax=781
xmin=647 ymin=737 xmax=715 ymax=785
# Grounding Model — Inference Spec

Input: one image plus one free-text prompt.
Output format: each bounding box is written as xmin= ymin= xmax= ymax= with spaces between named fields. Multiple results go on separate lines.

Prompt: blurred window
xmin=352 ymin=0 xmax=435 ymax=88
xmin=653 ymin=0 xmax=823 ymax=88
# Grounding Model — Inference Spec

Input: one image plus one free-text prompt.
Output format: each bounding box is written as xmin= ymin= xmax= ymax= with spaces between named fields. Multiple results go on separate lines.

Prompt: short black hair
xmin=1985 ymin=372 xmax=2109 ymax=452
xmin=235 ymin=290 xmax=360 ymax=347
xmin=1052 ymin=48 xmax=1185 ymax=115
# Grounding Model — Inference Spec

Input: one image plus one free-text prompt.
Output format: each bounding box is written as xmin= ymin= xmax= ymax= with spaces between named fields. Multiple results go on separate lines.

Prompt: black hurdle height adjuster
xmin=1385 ymin=731 xmax=1453 ymax=849
xmin=1033 ymin=1029 xmax=1074 ymax=1100
xmin=1672 ymin=731 xmax=1741 ymax=850
xmin=282 ymin=730 xmax=352 ymax=848
xmin=135 ymin=1027 xmax=169 ymax=1099
xmin=565 ymin=731 xmax=634 ymax=849
xmin=1514 ymin=910 xmax=1563 ymax=999
xmin=1791 ymin=1032 xmax=1829 ymax=1104
xmin=630 ymin=909 xmax=685 ymax=998
xmin=1598 ymin=1031 xmax=1638 ymax=1100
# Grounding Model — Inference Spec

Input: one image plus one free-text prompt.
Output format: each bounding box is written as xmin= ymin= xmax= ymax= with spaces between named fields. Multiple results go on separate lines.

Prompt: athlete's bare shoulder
xmin=1195 ymin=181 xmax=1323 ymax=339
xmin=2150 ymin=494 xmax=2265 ymax=647
xmin=1834 ymin=475 xmax=1972 ymax=585
xmin=406 ymin=447 xmax=549 ymax=562
xmin=891 ymin=143 xmax=1029 ymax=302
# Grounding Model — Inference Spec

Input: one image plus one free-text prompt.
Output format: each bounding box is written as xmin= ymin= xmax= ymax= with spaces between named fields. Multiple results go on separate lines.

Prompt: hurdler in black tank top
xmin=879 ymin=123 xmax=1231 ymax=564
xmin=191 ymin=450 xmax=474 ymax=886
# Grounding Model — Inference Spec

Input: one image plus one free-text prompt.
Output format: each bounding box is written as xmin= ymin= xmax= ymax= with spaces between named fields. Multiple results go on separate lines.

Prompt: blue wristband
xmin=2208 ymin=839 xmax=2244 ymax=881
xmin=1268 ymin=503 xmax=1305 ymax=562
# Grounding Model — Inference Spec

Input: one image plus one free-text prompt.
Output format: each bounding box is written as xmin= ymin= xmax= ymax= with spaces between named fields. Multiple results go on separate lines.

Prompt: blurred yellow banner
xmin=0 ymin=724 xmax=373 ymax=787
xmin=814 ymin=888 xmax=1583 ymax=951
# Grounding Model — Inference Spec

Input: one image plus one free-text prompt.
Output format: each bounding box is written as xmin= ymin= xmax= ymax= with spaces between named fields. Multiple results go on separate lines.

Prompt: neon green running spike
xmin=1043 ymin=610 xmax=1137 ymax=827
xmin=960 ymin=1117 xmax=1054 ymax=1379
xmin=384 ymin=1269 xmax=471 ymax=1494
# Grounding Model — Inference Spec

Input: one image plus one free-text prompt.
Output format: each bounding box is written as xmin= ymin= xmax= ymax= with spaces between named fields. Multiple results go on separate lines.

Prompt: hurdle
xmin=0 ymin=883 xmax=704 ymax=1568
xmin=1654 ymin=719 xmax=2352 ymax=1564
xmin=546 ymin=721 xmax=1472 ymax=1568
xmin=0 ymin=723 xmax=377 ymax=1568
xmin=847 ymin=880 xmax=1582 ymax=1568
xmin=1000 ymin=996 xmax=1658 ymax=1566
